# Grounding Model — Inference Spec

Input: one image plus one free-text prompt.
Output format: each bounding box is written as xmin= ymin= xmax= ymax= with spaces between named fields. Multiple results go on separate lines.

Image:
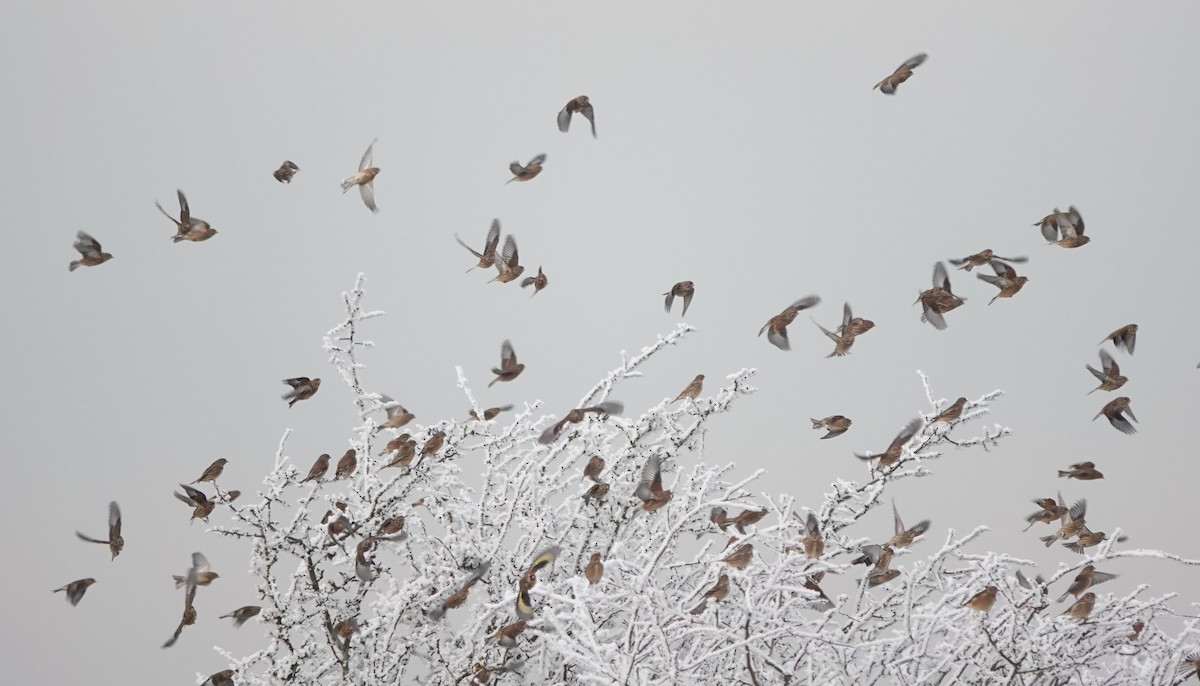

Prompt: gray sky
xmin=3 ymin=2 xmax=1199 ymax=683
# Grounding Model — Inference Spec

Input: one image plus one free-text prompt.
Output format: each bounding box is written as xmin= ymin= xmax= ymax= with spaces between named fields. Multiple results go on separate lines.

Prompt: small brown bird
xmin=664 ymin=281 xmax=695 ymax=317
xmin=469 ymin=405 xmax=513 ymax=421
xmin=811 ymin=415 xmax=852 ymax=439
xmin=378 ymin=396 xmax=415 ymax=429
xmin=1094 ymin=396 xmax=1137 ymax=435
xmin=1058 ymin=462 xmax=1104 ymax=480
xmin=1127 ymin=619 xmax=1144 ymax=642
xmin=273 ymin=160 xmax=300 ymax=183
xmin=874 ymin=53 xmax=927 ymax=94
xmin=282 ymin=377 xmax=321 ymax=407
xmin=1064 ymin=529 xmax=1120 ymax=554
xmin=202 ymin=670 xmax=235 ymax=686
xmin=220 ymin=605 xmax=262 ymax=627
xmin=813 ymin=302 xmax=859 ymax=357
xmin=916 ymin=262 xmax=966 ymax=330
xmin=1056 ymin=565 xmax=1117 ymax=602
xmin=1041 ymin=499 xmax=1088 ymax=547
xmin=162 ymin=603 xmax=197 ymax=649
xmin=932 ymin=397 xmax=968 ymax=424
xmin=963 ymin=586 xmax=999 ymax=612
xmin=341 ymin=138 xmax=380 ymax=213
xmin=1024 ymin=495 xmax=1068 ymax=531
xmin=868 ymin=569 xmax=901 ymax=586
xmin=355 ymin=537 xmax=377 ymax=582
xmin=671 ymin=374 xmax=705 ymax=404
xmin=455 ymin=219 xmax=502 ymax=273
xmin=155 ymin=189 xmax=216 ymax=242
xmin=334 ymin=449 xmax=358 ymax=480
xmin=489 ymin=340 xmax=525 ymax=387
xmin=487 ymin=620 xmax=528 ymax=648
xmin=173 ymin=552 xmax=219 ymax=589
xmin=192 ymin=458 xmax=228 ymax=484
xmin=581 ymin=482 xmax=610 ymax=501
xmin=76 ymin=500 xmax=124 ymax=560
xmin=710 ymin=507 xmax=730 ymax=532
xmin=175 ymin=484 xmax=216 ymax=523
xmin=490 ymin=234 xmax=525 ymax=283
xmin=759 ymin=295 xmax=822 ymax=351
xmin=538 ymin=401 xmax=624 ymax=444
xmin=634 ymin=453 xmax=673 ymax=512
xmin=888 ymin=502 xmax=930 ymax=549
xmin=429 ymin=561 xmax=491 ymax=621
xmin=948 ymin=249 xmax=1027 ymax=272
xmin=377 ymin=515 xmax=406 ymax=540
xmin=299 ymin=453 xmax=331 ymax=484
xmin=1102 ymin=324 xmax=1138 ymax=355
xmin=732 ymin=508 xmax=768 ymax=535
xmin=690 ymin=573 xmax=730 ymax=614
xmin=802 ymin=512 xmax=825 ymax=560
xmin=69 ymin=231 xmax=114 ymax=271
xmin=54 ymin=578 xmax=96 ymax=606
xmin=507 ymin=153 xmax=547 ymax=183
xmin=722 ymin=544 xmax=754 ymax=570
xmin=1061 ymin=592 xmax=1096 ymax=621
xmin=583 ymin=455 xmax=606 ymax=482
xmin=855 ymin=417 xmax=923 ymax=468
xmin=977 ymin=259 xmax=1029 ymax=305
xmin=585 ymin=553 xmax=605 ymax=585
xmin=841 ymin=314 xmax=876 ymax=337
xmin=1033 ymin=209 xmax=1071 ymax=235
xmin=384 ymin=439 xmax=416 ymax=468
xmin=1041 ymin=206 xmax=1088 ymax=248
xmin=419 ymin=431 xmax=446 ymax=460
xmin=1086 ymin=349 xmax=1127 ymax=394
xmin=557 ymin=95 xmax=597 ymax=137
xmin=521 ymin=266 xmax=549 ymax=296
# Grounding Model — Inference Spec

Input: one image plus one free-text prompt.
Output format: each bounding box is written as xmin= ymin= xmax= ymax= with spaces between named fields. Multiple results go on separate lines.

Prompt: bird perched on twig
xmin=811 ymin=415 xmax=852 ymax=439
xmin=1061 ymin=592 xmax=1096 ymax=621
xmin=192 ymin=458 xmax=228 ymax=484
xmin=68 ymin=231 xmax=114 ymax=271
xmin=155 ymin=189 xmax=216 ymax=242
xmin=759 ymin=295 xmax=821 ymax=351
xmin=282 ymin=377 xmax=320 ymax=407
xmin=557 ymin=95 xmax=597 ymax=137
xmin=341 ymin=139 xmax=380 ymax=213
xmin=273 ymin=160 xmax=299 ymax=183
xmin=963 ymin=586 xmax=998 ymax=612
xmin=931 ymin=397 xmax=968 ymax=424
xmin=690 ymin=574 xmax=729 ymax=614
xmin=670 ymin=374 xmax=704 ymax=404
xmin=507 ymin=154 xmax=546 ymax=184
xmin=585 ymin=553 xmax=604 ymax=585
xmin=76 ymin=501 xmax=123 ymax=560
xmin=582 ymin=456 xmax=606 ymax=482
xmin=722 ymin=544 xmax=754 ymax=570
xmin=428 ymin=561 xmax=491 ymax=621
xmin=873 ymin=53 xmax=927 ymax=94
xmin=334 ymin=449 xmax=358 ymax=480
xmin=299 ymin=453 xmax=331 ymax=484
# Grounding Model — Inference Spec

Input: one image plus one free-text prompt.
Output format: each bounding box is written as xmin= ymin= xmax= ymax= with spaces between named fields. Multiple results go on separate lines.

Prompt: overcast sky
xmin=3 ymin=2 xmax=1199 ymax=684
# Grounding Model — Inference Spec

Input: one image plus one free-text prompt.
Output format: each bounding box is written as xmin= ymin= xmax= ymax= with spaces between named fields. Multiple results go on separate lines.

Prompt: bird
xmin=469 ymin=405 xmax=513 ymax=421
xmin=722 ymin=544 xmax=754 ymax=570
xmin=355 ymin=537 xmax=377 ymax=582
xmin=1033 ymin=208 xmax=1072 ymax=235
xmin=299 ymin=453 xmax=331 ymax=484
xmin=1102 ymin=324 xmax=1138 ymax=355
xmin=1058 ymin=462 xmax=1104 ymax=480
xmin=192 ymin=458 xmax=228 ymax=484
xmin=1064 ymin=529 xmax=1123 ymax=554
xmin=487 ymin=340 xmax=526 ymax=388
xmin=731 ymin=508 xmax=768 ymax=534
xmin=963 ymin=586 xmax=999 ymax=612
xmin=873 ymin=53 xmax=927 ymax=94
xmin=671 ymin=374 xmax=704 ymax=404
xmin=487 ymin=620 xmax=527 ymax=649
xmin=1056 ymin=565 xmax=1117 ymax=602
xmin=341 ymin=138 xmax=380 ymax=213
xmin=664 ymin=281 xmax=695 ymax=317
xmin=525 ymin=546 xmax=561 ymax=583
xmin=868 ymin=569 xmax=901 ymax=587
xmin=581 ymin=482 xmax=610 ymax=501
xmin=634 ymin=453 xmax=673 ymax=512
xmin=455 ymin=219 xmax=502 ymax=273
xmin=378 ymin=395 xmax=415 ymax=429
xmin=174 ymin=484 xmax=216 ymax=523
xmin=273 ymin=160 xmax=300 ymax=183
xmin=583 ymin=455 xmax=606 ymax=482
xmin=916 ymin=262 xmax=966 ymax=330
xmin=1128 ymin=620 xmax=1145 ymax=642
xmin=855 ymin=417 xmax=923 ymax=468
xmin=585 ymin=553 xmax=604 ymax=585
xmin=852 ymin=544 xmax=895 ymax=572
xmin=888 ymin=502 xmax=930 ymax=549
xmin=1086 ymin=350 xmax=1127 ymax=394
xmin=383 ymin=439 xmax=417 ymax=469
xmin=173 ymin=552 xmax=219 ymax=589
xmin=759 ymin=295 xmax=821 ymax=350
xmin=948 ymin=249 xmax=1027 ymax=271
xmin=76 ymin=500 xmax=124 ymax=560
xmin=932 ymin=397 xmax=968 ymax=424
xmin=801 ymin=512 xmax=825 ymax=560
xmin=1024 ymin=496 xmax=1068 ymax=531
xmin=521 ymin=266 xmax=549 ymax=296
xmin=419 ymin=431 xmax=446 ymax=461
xmin=1041 ymin=206 xmax=1089 ymax=248
xmin=202 ymin=670 xmax=235 ymax=686
xmin=1041 ymin=499 xmax=1088 ymax=547
xmin=429 ymin=561 xmax=491 ymax=621
xmin=334 ymin=449 xmax=357 ymax=480
xmin=53 ymin=578 xmax=96 ymax=606
xmin=976 ymin=259 xmax=1029 ymax=305
xmin=813 ymin=302 xmax=859 ymax=357
xmin=162 ymin=603 xmax=197 ymax=649
xmin=376 ymin=516 xmax=407 ymax=540
xmin=282 ymin=377 xmax=321 ymax=407
xmin=155 ymin=189 xmax=216 ymax=242
xmin=1094 ymin=396 xmax=1137 ymax=435
xmin=514 ymin=572 xmax=537 ymax=620
xmin=69 ymin=231 xmax=114 ymax=271
xmin=557 ymin=95 xmax=597 ymax=137
xmin=538 ymin=401 xmax=624 ymax=444
xmin=1177 ymin=653 xmax=1200 ymax=681
xmin=220 ymin=605 xmax=262 ymax=627
xmin=507 ymin=153 xmax=547 ymax=183
xmin=690 ymin=574 xmax=730 ymax=614
xmin=1061 ymin=592 xmax=1096 ymax=621
xmin=811 ymin=415 xmax=852 ymax=439
xmin=490 ymin=234 xmax=526 ymax=284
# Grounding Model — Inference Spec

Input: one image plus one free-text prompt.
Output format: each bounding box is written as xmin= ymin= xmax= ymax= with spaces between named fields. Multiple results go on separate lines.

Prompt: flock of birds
xmin=56 ymin=54 xmax=1200 ymax=684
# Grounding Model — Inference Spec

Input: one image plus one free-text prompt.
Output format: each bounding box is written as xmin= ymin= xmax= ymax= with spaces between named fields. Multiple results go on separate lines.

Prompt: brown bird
xmin=1033 ymin=208 xmax=1071 ymax=235
xmin=341 ymin=138 xmax=380 ymax=213
xmin=811 ymin=415 xmax=852 ymax=439
xmin=690 ymin=573 xmax=730 ymax=614
xmin=192 ymin=458 xmax=228 ymax=484
xmin=53 ymin=578 xmax=96 ymax=606
xmin=802 ymin=512 xmax=825 ymax=560
xmin=224 ymin=490 xmax=241 ymax=503
xmin=581 ymin=482 xmax=610 ymax=501
xmin=1064 ymin=529 xmax=1122 ymax=554
xmin=355 ymin=537 xmax=378 ymax=582
xmin=977 ymin=259 xmax=1029 ymax=305
xmin=583 ymin=455 xmax=606 ymax=482
xmin=173 ymin=552 xmax=219 ymax=589
xmin=813 ymin=302 xmax=859 ymax=357
xmin=932 ymin=397 xmax=968 ymax=424
xmin=202 ymin=670 xmax=235 ymax=686
xmin=155 ymin=189 xmax=216 ymax=242
xmin=948 ymin=249 xmax=1027 ymax=272
xmin=521 ymin=266 xmax=549 ymax=296
xmin=671 ymin=374 xmax=705 ymax=404
xmin=455 ymin=219 xmax=502 ymax=273
xmin=487 ymin=620 xmax=527 ymax=649
xmin=722 ymin=544 xmax=754 ymax=570
xmin=1178 ymin=653 xmax=1200 ymax=681
xmin=429 ymin=561 xmax=491 ymax=621
xmin=1094 ymin=396 xmax=1137 ymax=435
xmin=299 ymin=453 xmax=331 ymax=484
xmin=1041 ymin=206 xmax=1088 ymax=248
xmin=855 ymin=417 xmax=923 ymax=468
xmin=220 ymin=605 xmax=262 ymax=627
xmin=1127 ymin=619 xmax=1144 ymax=642
xmin=69 ymin=231 xmax=114 ymax=271
xmin=916 ymin=262 xmax=966 ymax=330
xmin=377 ymin=515 xmax=406 ymax=539
xmin=874 ymin=53 xmax=927 ymax=94
xmin=1056 ymin=565 xmax=1117 ymax=602
xmin=1041 ymin=499 xmax=1088 ymax=547
xmin=175 ymin=484 xmax=216 ymax=523
xmin=507 ymin=153 xmax=547 ymax=183
xmin=759 ymin=295 xmax=822 ymax=351
xmin=710 ymin=507 xmax=730 ymax=532
xmin=1102 ymin=324 xmax=1138 ymax=355
xmin=1058 ymin=462 xmax=1104 ymax=480
xmin=419 ymin=431 xmax=446 ymax=460
xmin=1086 ymin=349 xmax=1127 ymax=394
xmin=585 ymin=552 xmax=605 ymax=585
xmin=489 ymin=340 xmax=525 ymax=387
xmin=490 ymin=234 xmax=525 ymax=283
xmin=162 ymin=603 xmax=197 ymax=649
xmin=868 ymin=569 xmax=901 ymax=587
xmin=1061 ymin=592 xmax=1096 ymax=621
xmin=888 ymin=502 xmax=930 ymax=549
xmin=664 ymin=281 xmax=695 ymax=317
xmin=384 ymin=440 xmax=417 ymax=469
xmin=557 ymin=95 xmax=597 ymax=137
xmin=538 ymin=401 xmax=624 ymax=444
xmin=963 ymin=586 xmax=999 ymax=612
xmin=469 ymin=405 xmax=514 ymax=421
xmin=634 ymin=454 xmax=673 ymax=512
xmin=273 ymin=160 xmax=300 ymax=183
xmin=282 ymin=377 xmax=321 ymax=407
xmin=378 ymin=396 xmax=415 ymax=429
xmin=76 ymin=500 xmax=124 ymax=560
xmin=732 ymin=508 xmax=768 ymax=535
xmin=334 ymin=449 xmax=358 ymax=480
xmin=1024 ymin=495 xmax=1068 ymax=532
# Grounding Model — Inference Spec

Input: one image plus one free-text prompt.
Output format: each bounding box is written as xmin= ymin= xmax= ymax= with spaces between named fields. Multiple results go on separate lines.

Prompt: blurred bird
xmin=192 ymin=458 xmax=228 ymax=484
xmin=1094 ymin=396 xmax=1137 ymax=435
xmin=220 ymin=605 xmax=261 ymax=627
xmin=1041 ymin=499 xmax=1088 ymax=547
xmin=1128 ymin=620 xmax=1144 ymax=642
xmin=873 ymin=53 xmax=927 ymax=94
xmin=888 ymin=502 xmax=930 ymax=549
xmin=521 ymin=266 xmax=549 ymax=296
xmin=282 ymin=377 xmax=321 ymax=407
xmin=1033 ymin=209 xmax=1071 ymax=235
xmin=384 ymin=440 xmax=416 ymax=468
xmin=581 ymin=482 xmax=610 ymax=501
xmin=487 ymin=620 xmax=527 ymax=649
xmin=1041 ymin=206 xmax=1088 ymax=248
xmin=515 ymin=572 xmax=536 ymax=620
xmin=1061 ymin=592 xmax=1096 ymax=621
xmin=634 ymin=453 xmax=673 ymax=512
xmin=469 ymin=405 xmax=513 ymax=421
xmin=732 ymin=508 xmax=768 ymax=534
xmin=538 ymin=401 xmax=624 ymax=444
xmin=155 ymin=189 xmax=216 ymax=242
xmin=722 ymin=544 xmax=754 ymax=570
xmin=868 ymin=569 xmax=901 ymax=586
xmin=948 ymin=249 xmax=1027 ymax=271
xmin=377 ymin=515 xmax=406 ymax=540
xmin=53 ymin=578 xmax=96 ymax=606
xmin=803 ymin=578 xmax=835 ymax=611
xmin=710 ymin=507 xmax=730 ymax=532
xmin=525 ymin=546 xmax=560 ymax=584
xmin=671 ymin=374 xmax=705 ymax=404
xmin=1102 ymin=324 xmax=1138 ymax=355
xmin=963 ymin=586 xmax=998 ymax=612
xmin=455 ymin=219 xmax=501 ymax=272
xmin=202 ymin=670 xmax=235 ymax=686
xmin=489 ymin=340 xmax=525 ymax=387
xmin=76 ymin=500 xmax=124 ymax=560
xmin=852 ymin=544 xmax=895 ymax=571
xmin=355 ymin=537 xmax=377 ymax=582
xmin=690 ymin=574 xmax=730 ymax=614
xmin=162 ymin=603 xmax=197 ymax=649
xmin=507 ymin=153 xmax=547 ymax=183
xmin=334 ymin=449 xmax=358 ymax=480
xmin=429 ymin=561 xmax=491 ymax=621
xmin=69 ymin=231 xmax=114 ymax=271
xmin=1065 ymin=529 xmax=1123 ymax=554
xmin=585 ymin=553 xmax=604 ymax=585
xmin=1056 ymin=565 xmax=1117 ymax=602
xmin=175 ymin=484 xmax=216 ymax=523
xmin=557 ymin=96 xmax=597 ymax=137
xmin=378 ymin=395 xmax=415 ymax=429
xmin=932 ymin=397 xmax=968 ymax=424
xmin=664 ymin=281 xmax=695 ymax=317
xmin=583 ymin=455 xmax=606 ymax=482
xmin=916 ymin=262 xmax=965 ymax=330
xmin=1086 ymin=350 xmax=1127 ymax=394
xmin=802 ymin=512 xmax=825 ymax=560
xmin=1178 ymin=653 xmax=1200 ymax=681
xmin=224 ymin=490 xmax=241 ymax=503
xmin=1058 ymin=462 xmax=1104 ymax=480
xmin=814 ymin=302 xmax=861 ymax=358
xmin=490 ymin=235 xmax=525 ymax=283
xmin=341 ymin=138 xmax=380 ymax=213
xmin=977 ymin=259 xmax=1029 ymax=304
xmin=299 ymin=453 xmax=331 ymax=484
xmin=1024 ymin=495 xmax=1068 ymax=531
xmin=855 ymin=417 xmax=923 ymax=468
xmin=811 ymin=415 xmax=852 ymax=439
xmin=173 ymin=552 xmax=219 ymax=589
xmin=273 ymin=160 xmax=300 ymax=183
xmin=759 ymin=295 xmax=822 ymax=351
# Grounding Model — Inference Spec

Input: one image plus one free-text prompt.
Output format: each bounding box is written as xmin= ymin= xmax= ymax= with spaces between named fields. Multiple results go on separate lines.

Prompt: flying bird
xmin=202 ymin=670 xmax=235 ymax=686
xmin=813 ymin=302 xmax=859 ymax=357
xmin=69 ymin=231 xmax=114 ymax=271
xmin=489 ymin=340 xmax=525 ymax=387
xmin=1041 ymin=499 xmax=1088 ymax=547
xmin=538 ymin=401 xmax=624 ymax=444
xmin=155 ymin=189 xmax=216 ymax=242
xmin=1102 ymin=324 xmax=1138 ymax=355
xmin=1024 ymin=495 xmax=1068 ymax=531
xmin=1058 ymin=461 xmax=1104 ymax=480
xmin=192 ymin=458 xmax=228 ymax=484
xmin=273 ymin=160 xmax=300 ymax=183
xmin=507 ymin=154 xmax=547 ymax=183
xmin=53 ymin=578 xmax=96 ymax=606
xmin=174 ymin=484 xmax=216 ymax=523
xmin=888 ymin=502 xmax=930 ymax=549
xmin=1056 ymin=565 xmax=1116 ymax=602
xmin=856 ymin=417 xmax=923 ymax=468
xmin=428 ymin=562 xmax=491 ymax=621
xmin=521 ymin=266 xmax=549 ymax=296
xmin=173 ymin=552 xmax=219 ymax=589
xmin=341 ymin=138 xmax=380 ymax=213
xmin=873 ymin=53 xmax=927 ymax=94
xmin=1086 ymin=349 xmax=1127 ymax=394
xmin=759 ymin=295 xmax=821 ymax=351
xmin=811 ymin=415 xmax=852 ymax=439
xmin=282 ymin=377 xmax=321 ymax=407
xmin=378 ymin=395 xmax=415 ymax=429
xmin=976 ymin=259 xmax=1029 ymax=304
xmin=916 ymin=262 xmax=965 ymax=330
xmin=801 ymin=512 xmax=825 ymax=560
xmin=75 ymin=500 xmax=124 ymax=560
xmin=454 ymin=219 xmax=501 ymax=272
xmin=664 ymin=281 xmax=695 ymax=317
xmin=469 ymin=405 xmax=513 ymax=421
xmin=948 ymin=249 xmax=1027 ymax=271
xmin=634 ymin=453 xmax=672 ymax=512
xmin=220 ymin=605 xmax=262 ymax=627
xmin=1039 ymin=206 xmax=1088 ymax=248
xmin=1094 ymin=396 xmax=1137 ymax=435
xmin=490 ymin=234 xmax=525 ymax=283
xmin=557 ymin=95 xmax=597 ymax=137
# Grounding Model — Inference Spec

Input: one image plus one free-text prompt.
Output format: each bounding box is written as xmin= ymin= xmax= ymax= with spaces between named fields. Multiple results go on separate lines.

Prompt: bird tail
xmin=1057 ymin=471 xmax=1071 ymax=478
xmin=811 ymin=419 xmax=824 ymax=429
xmin=1040 ymin=535 xmax=1057 ymax=547
xmin=172 ymin=235 xmax=185 ymax=243
xmin=340 ymin=178 xmax=355 ymax=193
xmin=69 ymin=260 xmax=81 ymax=272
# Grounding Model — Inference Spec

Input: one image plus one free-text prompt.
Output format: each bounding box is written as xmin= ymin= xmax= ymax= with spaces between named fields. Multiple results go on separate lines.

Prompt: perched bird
xmin=469 ymin=405 xmax=513 ymax=421
xmin=377 ymin=515 xmax=407 ymax=540
xmin=202 ymin=670 xmax=235 ymax=686
xmin=355 ymin=537 xmax=377 ymax=582
xmin=69 ymin=231 xmax=114 ymax=271
xmin=722 ymin=544 xmax=754 ymax=570
xmin=874 ymin=53 xmax=927 ymax=94
xmin=489 ymin=340 xmax=526 ymax=387
xmin=538 ymin=401 xmax=624 ymax=444
xmin=53 ymin=578 xmax=96 ymax=606
xmin=813 ymin=302 xmax=861 ymax=357
xmin=220 ymin=605 xmax=262 ymax=627
xmin=521 ymin=266 xmax=549 ymax=296
xmin=585 ymin=553 xmax=604 ymax=585
xmin=487 ymin=620 xmax=527 ymax=649
xmin=1127 ymin=620 xmax=1144 ymax=642
xmin=273 ymin=160 xmax=300 ymax=183
xmin=175 ymin=484 xmax=216 ymax=523
xmin=299 ymin=453 xmax=331 ymax=484
xmin=1094 ymin=396 xmax=1137 ymax=435
xmin=490 ymin=234 xmax=525 ymax=283
xmin=963 ymin=586 xmax=999 ymax=612
xmin=690 ymin=574 xmax=730 ymax=614
xmin=916 ymin=262 xmax=966 ymax=330
xmin=557 ymin=95 xmax=597 ymax=137
xmin=155 ymin=189 xmax=216 ymax=242
xmin=1058 ymin=462 xmax=1104 ymax=480
xmin=581 ymin=482 xmax=610 ymax=501
xmin=582 ymin=455 xmax=606 ymax=482
xmin=1056 ymin=565 xmax=1117 ymax=602
xmin=976 ymin=259 xmax=1029 ymax=304
xmin=671 ymin=374 xmax=705 ymax=404
xmin=888 ymin=502 xmax=930 ymax=549
xmin=759 ymin=295 xmax=822 ymax=351
xmin=1086 ymin=349 xmax=1127 ymax=394
xmin=710 ymin=507 xmax=730 ymax=532
xmin=948 ymin=249 xmax=1027 ymax=272
xmin=1024 ymin=496 xmax=1068 ymax=531
xmin=1041 ymin=499 xmax=1088 ymax=547
xmin=334 ymin=449 xmax=358 ymax=480
xmin=419 ymin=431 xmax=446 ymax=460
xmin=455 ymin=219 xmax=501 ymax=273
xmin=173 ymin=552 xmax=219 ymax=589
xmin=429 ymin=561 xmax=491 ymax=621
xmin=378 ymin=395 xmax=415 ymax=429
xmin=1102 ymin=324 xmax=1138 ymax=355
xmin=932 ymin=397 xmax=968 ymax=424
xmin=282 ymin=377 xmax=321 ymax=407
xmin=732 ymin=508 xmax=768 ymax=534
xmin=664 ymin=281 xmax=695 ymax=317
xmin=507 ymin=153 xmax=547 ymax=183
xmin=811 ymin=415 xmax=852 ymax=439
xmin=855 ymin=417 xmax=923 ymax=468
xmin=634 ymin=453 xmax=673 ymax=512
xmin=1041 ymin=206 xmax=1089 ymax=248
xmin=76 ymin=500 xmax=124 ymax=560
xmin=384 ymin=439 xmax=417 ymax=468
xmin=192 ymin=458 xmax=228 ymax=484
xmin=341 ymin=138 xmax=380 ymax=213
xmin=1061 ymin=592 xmax=1096 ymax=621
xmin=802 ymin=512 xmax=825 ymax=560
